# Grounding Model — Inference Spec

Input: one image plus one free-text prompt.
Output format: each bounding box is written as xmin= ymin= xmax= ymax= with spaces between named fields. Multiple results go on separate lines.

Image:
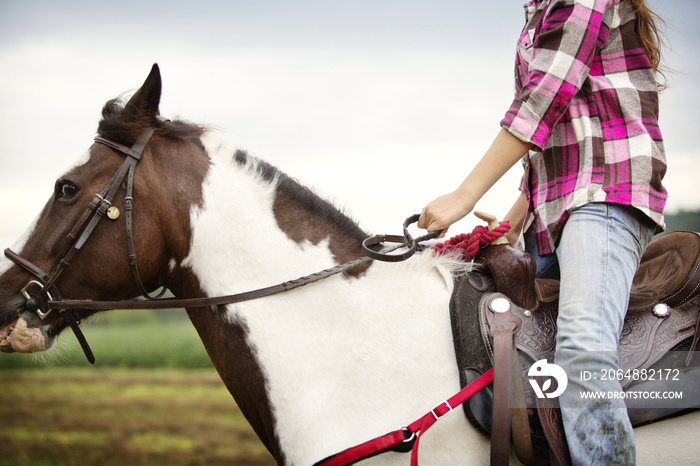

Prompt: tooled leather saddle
xmin=450 ymin=230 xmax=700 ymax=466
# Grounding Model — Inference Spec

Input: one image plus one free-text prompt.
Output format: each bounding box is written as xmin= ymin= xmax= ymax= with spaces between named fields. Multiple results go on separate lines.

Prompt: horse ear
xmin=124 ymin=63 xmax=162 ymax=122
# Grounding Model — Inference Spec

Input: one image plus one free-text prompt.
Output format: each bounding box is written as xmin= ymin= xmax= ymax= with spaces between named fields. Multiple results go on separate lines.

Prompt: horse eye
xmin=56 ymin=181 xmax=79 ymax=199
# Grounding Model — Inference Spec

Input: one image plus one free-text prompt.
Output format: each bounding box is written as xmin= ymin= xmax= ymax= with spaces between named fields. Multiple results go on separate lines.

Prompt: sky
xmin=0 ymin=0 xmax=698 ymax=249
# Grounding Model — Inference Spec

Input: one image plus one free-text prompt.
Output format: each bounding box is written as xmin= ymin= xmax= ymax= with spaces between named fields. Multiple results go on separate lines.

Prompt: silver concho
xmin=652 ymin=303 xmax=670 ymax=318
xmin=489 ymin=297 xmax=511 ymax=314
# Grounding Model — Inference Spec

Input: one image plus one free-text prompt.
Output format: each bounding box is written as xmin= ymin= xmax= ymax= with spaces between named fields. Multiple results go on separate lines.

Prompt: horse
xmin=0 ymin=64 xmax=698 ymax=465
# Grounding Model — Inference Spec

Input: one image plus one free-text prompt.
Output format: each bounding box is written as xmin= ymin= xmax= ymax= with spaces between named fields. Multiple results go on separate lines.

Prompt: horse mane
xmin=97 ymin=97 xmax=206 ymax=144
xmin=231 ymin=148 xmax=370 ymax=245
xmin=277 ymin=175 xmax=370 ymax=244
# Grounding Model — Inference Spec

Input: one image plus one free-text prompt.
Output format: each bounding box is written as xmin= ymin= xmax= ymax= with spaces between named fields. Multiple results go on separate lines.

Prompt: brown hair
xmin=628 ymin=0 xmax=668 ymax=87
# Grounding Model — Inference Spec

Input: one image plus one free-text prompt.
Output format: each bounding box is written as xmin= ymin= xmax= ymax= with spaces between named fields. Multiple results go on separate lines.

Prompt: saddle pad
xmin=449 ymin=272 xmax=496 ymax=434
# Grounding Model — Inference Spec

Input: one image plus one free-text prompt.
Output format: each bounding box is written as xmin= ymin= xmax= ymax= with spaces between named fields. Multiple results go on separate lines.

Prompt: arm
xmin=418 ymin=128 xmax=531 ymax=235
xmin=419 ymin=2 xmax=612 ymax=237
xmin=503 ymin=192 xmax=528 ymax=245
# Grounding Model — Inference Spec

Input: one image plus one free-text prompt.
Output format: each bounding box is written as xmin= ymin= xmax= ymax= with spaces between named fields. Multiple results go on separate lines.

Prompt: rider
xmin=418 ymin=0 xmax=667 ymax=464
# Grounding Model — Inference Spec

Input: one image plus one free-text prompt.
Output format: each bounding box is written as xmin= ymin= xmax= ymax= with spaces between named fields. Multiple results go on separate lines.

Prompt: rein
xmin=2 ymin=120 xmax=440 ymax=364
xmin=35 ymin=215 xmax=440 ymax=312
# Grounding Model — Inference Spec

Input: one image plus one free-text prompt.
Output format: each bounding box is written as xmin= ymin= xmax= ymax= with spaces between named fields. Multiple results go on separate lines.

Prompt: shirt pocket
xmin=518 ymin=28 xmax=536 ymax=65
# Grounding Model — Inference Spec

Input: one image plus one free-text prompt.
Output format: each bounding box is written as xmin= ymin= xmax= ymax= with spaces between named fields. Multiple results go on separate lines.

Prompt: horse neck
xmin=173 ymin=131 xmax=376 ymax=459
xmin=175 ymin=133 xmax=481 ymax=465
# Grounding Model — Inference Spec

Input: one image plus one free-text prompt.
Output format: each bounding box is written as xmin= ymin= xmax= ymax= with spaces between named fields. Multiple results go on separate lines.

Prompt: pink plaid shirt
xmin=500 ymin=0 xmax=667 ymax=254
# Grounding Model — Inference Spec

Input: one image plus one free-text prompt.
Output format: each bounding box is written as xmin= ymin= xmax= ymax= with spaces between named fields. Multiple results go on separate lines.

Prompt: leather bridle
xmin=3 ymin=120 xmax=168 ymax=363
xmin=3 ymin=119 xmax=440 ymax=364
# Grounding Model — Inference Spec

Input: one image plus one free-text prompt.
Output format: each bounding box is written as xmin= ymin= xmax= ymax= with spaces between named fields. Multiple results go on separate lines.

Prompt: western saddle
xmin=450 ymin=230 xmax=700 ymax=465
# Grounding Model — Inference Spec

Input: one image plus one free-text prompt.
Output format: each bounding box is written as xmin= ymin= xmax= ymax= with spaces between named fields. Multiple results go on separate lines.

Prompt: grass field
xmin=0 ymin=369 xmax=276 ymax=466
xmin=0 ymin=310 xmax=276 ymax=465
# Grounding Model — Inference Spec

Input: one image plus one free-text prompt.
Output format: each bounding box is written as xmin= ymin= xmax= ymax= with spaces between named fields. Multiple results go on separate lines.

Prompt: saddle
xmin=450 ymin=230 xmax=700 ymax=466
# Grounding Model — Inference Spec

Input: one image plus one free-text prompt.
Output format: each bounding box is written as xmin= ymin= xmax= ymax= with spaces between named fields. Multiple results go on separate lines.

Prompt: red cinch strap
xmin=316 ymin=368 xmax=494 ymax=466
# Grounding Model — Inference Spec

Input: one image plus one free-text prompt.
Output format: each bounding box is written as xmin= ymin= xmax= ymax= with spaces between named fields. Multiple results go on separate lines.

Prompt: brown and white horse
xmin=0 ymin=65 xmax=697 ymax=465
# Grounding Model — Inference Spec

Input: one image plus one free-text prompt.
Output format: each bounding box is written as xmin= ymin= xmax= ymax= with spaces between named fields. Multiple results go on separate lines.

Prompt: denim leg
xmin=524 ymin=226 xmax=559 ymax=280
xmin=553 ymin=204 xmax=654 ymax=466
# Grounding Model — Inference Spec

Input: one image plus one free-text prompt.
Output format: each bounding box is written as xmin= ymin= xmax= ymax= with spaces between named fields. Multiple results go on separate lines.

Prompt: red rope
xmin=432 ymin=221 xmax=511 ymax=259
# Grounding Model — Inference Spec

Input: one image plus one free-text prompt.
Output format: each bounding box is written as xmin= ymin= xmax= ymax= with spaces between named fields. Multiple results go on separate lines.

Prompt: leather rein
xmin=3 ymin=121 xmax=439 ymax=364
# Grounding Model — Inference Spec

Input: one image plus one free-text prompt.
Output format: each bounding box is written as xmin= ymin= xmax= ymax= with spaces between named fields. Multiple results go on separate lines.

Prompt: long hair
xmin=628 ymin=0 xmax=667 ymax=88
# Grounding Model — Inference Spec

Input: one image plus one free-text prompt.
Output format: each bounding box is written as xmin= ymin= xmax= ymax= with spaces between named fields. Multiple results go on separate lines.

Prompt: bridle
xmin=3 ymin=119 xmax=440 ymax=364
xmin=3 ymin=119 xmax=169 ymax=363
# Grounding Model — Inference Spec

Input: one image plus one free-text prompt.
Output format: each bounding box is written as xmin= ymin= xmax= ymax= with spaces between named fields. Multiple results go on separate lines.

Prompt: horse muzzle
xmin=0 ymin=311 xmax=56 ymax=354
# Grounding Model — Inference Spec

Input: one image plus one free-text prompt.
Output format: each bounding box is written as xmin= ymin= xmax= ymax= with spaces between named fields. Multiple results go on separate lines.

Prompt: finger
xmin=427 ymin=220 xmax=447 ymax=236
xmin=417 ymin=208 xmax=431 ymax=230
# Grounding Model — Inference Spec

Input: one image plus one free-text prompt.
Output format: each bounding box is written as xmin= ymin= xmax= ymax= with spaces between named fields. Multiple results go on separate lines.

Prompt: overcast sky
xmin=1 ymin=0 xmax=698 ymax=248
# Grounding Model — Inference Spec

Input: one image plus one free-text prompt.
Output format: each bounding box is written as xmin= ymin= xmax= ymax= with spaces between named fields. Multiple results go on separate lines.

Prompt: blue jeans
xmin=525 ymin=204 xmax=655 ymax=466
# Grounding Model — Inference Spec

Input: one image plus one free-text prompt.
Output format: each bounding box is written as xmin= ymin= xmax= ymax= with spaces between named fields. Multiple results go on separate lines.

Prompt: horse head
xmin=0 ymin=64 xmax=208 ymax=357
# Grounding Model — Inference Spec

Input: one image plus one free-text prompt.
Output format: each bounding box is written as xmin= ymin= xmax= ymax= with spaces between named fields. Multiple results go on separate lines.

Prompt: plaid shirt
xmin=501 ymin=0 xmax=667 ymax=255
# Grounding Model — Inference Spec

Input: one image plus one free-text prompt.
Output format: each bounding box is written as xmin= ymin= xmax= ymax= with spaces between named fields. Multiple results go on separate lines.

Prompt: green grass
xmin=0 ymin=309 xmax=213 ymax=369
xmin=0 ymin=368 xmax=276 ymax=466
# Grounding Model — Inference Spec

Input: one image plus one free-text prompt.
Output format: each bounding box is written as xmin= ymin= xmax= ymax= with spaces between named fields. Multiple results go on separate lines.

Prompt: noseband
xmin=3 ymin=118 xmax=168 ymax=363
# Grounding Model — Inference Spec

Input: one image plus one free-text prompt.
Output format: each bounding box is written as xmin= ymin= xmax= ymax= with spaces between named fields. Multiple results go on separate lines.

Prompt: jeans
xmin=524 ymin=203 xmax=655 ymax=466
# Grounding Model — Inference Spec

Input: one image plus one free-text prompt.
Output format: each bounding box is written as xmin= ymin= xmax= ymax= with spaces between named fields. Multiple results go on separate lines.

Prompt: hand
xmin=505 ymin=229 xmax=521 ymax=246
xmin=417 ymin=190 xmax=475 ymax=237
xmin=417 ymin=128 xmax=532 ymax=238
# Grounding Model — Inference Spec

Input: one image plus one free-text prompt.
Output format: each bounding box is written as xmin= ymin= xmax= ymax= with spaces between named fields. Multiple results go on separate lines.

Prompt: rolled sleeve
xmin=501 ymin=99 xmax=553 ymax=150
xmin=501 ymin=0 xmax=614 ymax=149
